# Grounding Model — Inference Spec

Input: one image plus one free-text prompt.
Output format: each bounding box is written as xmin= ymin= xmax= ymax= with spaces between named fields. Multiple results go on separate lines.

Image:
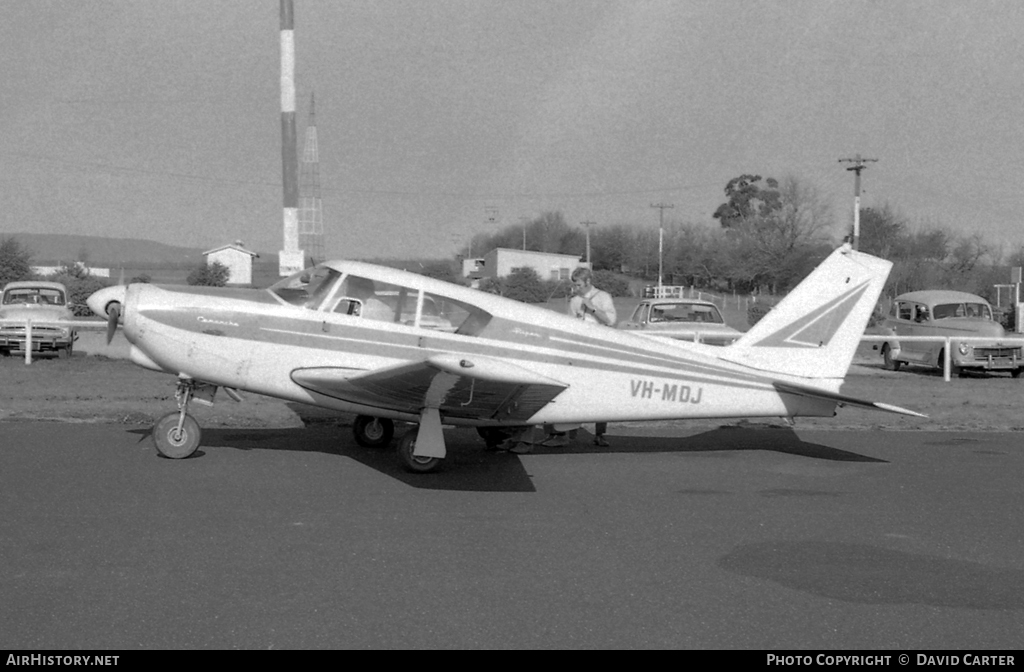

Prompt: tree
xmin=46 ymin=271 xmax=107 ymax=316
xmin=712 ymin=175 xmax=781 ymax=229
xmin=187 ymin=261 xmax=230 ymax=287
xmin=717 ymin=175 xmax=835 ymax=293
xmin=589 ymin=224 xmax=633 ymax=271
xmin=856 ymin=205 xmax=906 ymax=258
xmin=0 ymin=237 xmax=34 ymax=286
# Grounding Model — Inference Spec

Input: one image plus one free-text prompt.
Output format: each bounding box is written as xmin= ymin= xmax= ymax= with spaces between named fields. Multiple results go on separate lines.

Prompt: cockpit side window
xmin=422 ymin=292 xmax=492 ymax=335
xmin=327 ymin=276 xmax=413 ymax=323
xmin=269 ymin=267 xmax=342 ymax=309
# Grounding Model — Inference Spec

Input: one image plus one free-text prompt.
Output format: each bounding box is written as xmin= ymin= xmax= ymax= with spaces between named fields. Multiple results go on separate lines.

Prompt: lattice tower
xmin=298 ymin=92 xmax=326 ymax=265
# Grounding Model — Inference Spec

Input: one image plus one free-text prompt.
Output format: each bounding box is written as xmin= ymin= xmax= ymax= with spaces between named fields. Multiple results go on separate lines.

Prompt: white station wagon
xmin=878 ymin=290 xmax=1022 ymax=377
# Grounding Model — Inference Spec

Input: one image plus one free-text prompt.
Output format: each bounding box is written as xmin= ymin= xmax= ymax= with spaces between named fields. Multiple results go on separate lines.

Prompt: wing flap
xmin=774 ymin=381 xmax=927 ymax=418
xmin=292 ymin=355 xmax=567 ymax=421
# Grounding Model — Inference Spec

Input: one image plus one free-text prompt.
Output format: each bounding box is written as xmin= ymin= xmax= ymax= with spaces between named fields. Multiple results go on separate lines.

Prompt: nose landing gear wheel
xmin=153 ymin=412 xmax=202 ymax=459
xmin=397 ymin=431 xmax=441 ymax=474
xmin=353 ymin=415 xmax=395 ymax=448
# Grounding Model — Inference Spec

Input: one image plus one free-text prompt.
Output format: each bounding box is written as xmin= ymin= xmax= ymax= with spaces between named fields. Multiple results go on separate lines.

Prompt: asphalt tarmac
xmin=1 ymin=422 xmax=1021 ymax=650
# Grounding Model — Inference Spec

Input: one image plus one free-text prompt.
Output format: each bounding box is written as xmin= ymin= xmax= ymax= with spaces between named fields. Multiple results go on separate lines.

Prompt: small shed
xmin=479 ymin=248 xmax=588 ymax=281
xmin=203 ymin=241 xmax=260 ymax=286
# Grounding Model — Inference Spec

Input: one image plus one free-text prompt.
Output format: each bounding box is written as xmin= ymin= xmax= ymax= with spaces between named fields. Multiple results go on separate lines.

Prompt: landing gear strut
xmin=397 ymin=430 xmax=442 ymax=473
xmin=152 ymin=379 xmax=203 ymax=459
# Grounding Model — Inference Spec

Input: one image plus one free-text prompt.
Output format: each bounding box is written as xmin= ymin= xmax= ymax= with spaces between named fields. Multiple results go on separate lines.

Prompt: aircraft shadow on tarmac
xmin=128 ymin=421 xmax=883 ymax=494
xmin=719 ymin=540 xmax=1024 ymax=610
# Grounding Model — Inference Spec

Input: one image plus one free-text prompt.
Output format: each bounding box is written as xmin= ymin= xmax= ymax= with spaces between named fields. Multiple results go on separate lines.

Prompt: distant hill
xmin=0 ymin=232 xmax=277 ymax=267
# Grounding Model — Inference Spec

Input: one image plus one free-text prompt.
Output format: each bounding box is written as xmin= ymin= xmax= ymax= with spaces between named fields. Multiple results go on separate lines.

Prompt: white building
xmin=32 ymin=262 xmax=111 ymax=278
xmin=473 ymin=248 xmax=589 ymax=281
xmin=203 ymin=241 xmax=260 ymax=286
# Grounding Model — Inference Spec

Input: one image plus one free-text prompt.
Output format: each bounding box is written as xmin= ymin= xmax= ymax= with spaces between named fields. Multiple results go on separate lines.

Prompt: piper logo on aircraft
xmin=753 ymin=282 xmax=869 ymax=349
xmin=631 ymin=379 xmax=703 ymax=404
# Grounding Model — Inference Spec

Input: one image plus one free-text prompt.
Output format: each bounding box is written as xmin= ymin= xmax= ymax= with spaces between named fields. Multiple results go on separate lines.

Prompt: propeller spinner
xmin=105 ymin=302 xmax=121 ymax=344
xmin=86 ymin=285 xmax=127 ymax=344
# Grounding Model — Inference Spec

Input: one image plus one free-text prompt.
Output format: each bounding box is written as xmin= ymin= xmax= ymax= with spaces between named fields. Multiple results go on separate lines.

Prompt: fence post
xmin=25 ymin=319 xmax=32 ymax=365
xmin=943 ymin=337 xmax=951 ymax=382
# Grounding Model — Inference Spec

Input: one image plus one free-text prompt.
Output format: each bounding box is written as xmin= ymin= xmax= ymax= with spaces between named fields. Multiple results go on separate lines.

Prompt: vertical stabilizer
xmin=720 ymin=245 xmax=891 ymax=381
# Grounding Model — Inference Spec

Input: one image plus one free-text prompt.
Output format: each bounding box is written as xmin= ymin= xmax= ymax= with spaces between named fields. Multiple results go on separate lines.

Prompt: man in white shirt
xmin=568 ymin=267 xmax=617 ymax=326
xmin=563 ymin=267 xmax=615 ymax=447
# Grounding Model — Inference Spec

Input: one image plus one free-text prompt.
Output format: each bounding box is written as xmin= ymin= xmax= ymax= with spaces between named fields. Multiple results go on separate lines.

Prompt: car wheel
xmin=1013 ymin=369 xmax=1023 ymax=379
xmin=882 ymin=344 xmax=901 ymax=371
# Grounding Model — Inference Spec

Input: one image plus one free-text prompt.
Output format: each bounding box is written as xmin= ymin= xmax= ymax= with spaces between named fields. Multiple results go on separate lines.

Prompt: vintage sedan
xmin=878 ymin=290 xmax=1022 ymax=377
xmin=0 ymin=281 xmax=77 ymax=357
xmin=618 ymin=298 xmax=741 ymax=345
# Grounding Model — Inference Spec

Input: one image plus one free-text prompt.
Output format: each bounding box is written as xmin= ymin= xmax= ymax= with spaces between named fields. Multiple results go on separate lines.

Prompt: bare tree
xmin=722 ymin=175 xmax=835 ymax=292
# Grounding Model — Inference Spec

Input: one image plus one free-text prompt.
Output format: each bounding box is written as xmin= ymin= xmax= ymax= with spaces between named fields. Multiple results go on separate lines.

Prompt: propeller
xmin=105 ymin=302 xmax=121 ymax=345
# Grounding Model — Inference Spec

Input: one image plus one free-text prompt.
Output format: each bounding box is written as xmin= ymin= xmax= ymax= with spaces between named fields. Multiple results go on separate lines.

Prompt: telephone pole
xmin=580 ymin=220 xmax=596 ymax=266
xmin=838 ymin=154 xmax=878 ymax=251
xmin=650 ymin=203 xmax=673 ymax=290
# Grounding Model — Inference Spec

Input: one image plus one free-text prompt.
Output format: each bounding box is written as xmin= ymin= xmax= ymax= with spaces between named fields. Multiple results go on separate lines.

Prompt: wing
xmin=291 ymin=353 xmax=568 ymax=422
xmin=773 ymin=381 xmax=927 ymax=417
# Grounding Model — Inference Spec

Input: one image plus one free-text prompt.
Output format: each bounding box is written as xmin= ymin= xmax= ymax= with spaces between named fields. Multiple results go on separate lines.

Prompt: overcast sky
xmin=2 ymin=0 xmax=1022 ymax=260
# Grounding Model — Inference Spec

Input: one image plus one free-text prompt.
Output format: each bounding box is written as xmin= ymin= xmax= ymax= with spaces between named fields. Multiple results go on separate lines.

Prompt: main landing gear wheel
xmin=353 ymin=415 xmax=395 ymax=448
xmin=397 ymin=431 xmax=441 ymax=474
xmin=153 ymin=412 xmax=201 ymax=459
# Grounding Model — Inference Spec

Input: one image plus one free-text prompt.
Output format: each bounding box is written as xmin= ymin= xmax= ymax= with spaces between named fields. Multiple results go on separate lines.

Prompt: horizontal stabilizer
xmin=774 ymin=381 xmax=927 ymax=418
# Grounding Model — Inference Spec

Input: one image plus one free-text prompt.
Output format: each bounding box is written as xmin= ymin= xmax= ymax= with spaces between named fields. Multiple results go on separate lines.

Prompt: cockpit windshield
xmin=268 ymin=266 xmax=342 ymax=309
xmin=268 ymin=265 xmax=493 ymax=336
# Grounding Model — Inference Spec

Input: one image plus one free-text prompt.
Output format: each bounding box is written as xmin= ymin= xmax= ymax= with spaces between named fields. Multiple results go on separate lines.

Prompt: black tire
xmin=397 ymin=431 xmax=441 ymax=474
xmin=353 ymin=415 xmax=394 ymax=448
xmin=882 ymin=344 xmax=901 ymax=371
xmin=477 ymin=426 xmax=512 ymax=450
xmin=1012 ymin=369 xmax=1023 ymax=379
xmin=152 ymin=412 xmax=202 ymax=459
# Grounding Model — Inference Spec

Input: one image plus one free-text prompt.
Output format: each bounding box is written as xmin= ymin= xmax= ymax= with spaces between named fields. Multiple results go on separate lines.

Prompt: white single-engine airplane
xmin=87 ymin=243 xmax=923 ymax=472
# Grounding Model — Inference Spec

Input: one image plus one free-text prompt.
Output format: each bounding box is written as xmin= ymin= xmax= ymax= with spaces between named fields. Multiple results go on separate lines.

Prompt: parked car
xmin=618 ymin=298 xmax=741 ymax=345
xmin=0 ymin=281 xmax=77 ymax=357
xmin=878 ymin=290 xmax=1022 ymax=377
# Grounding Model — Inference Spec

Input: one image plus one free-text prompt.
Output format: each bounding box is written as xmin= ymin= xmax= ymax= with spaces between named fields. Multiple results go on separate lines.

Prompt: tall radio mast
xmin=299 ymin=92 xmax=325 ymax=265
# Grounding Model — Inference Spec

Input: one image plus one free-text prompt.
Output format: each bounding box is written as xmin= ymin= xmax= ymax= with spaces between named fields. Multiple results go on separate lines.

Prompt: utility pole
xmin=650 ymin=203 xmax=674 ymax=290
xmin=838 ymin=154 xmax=878 ymax=251
xmin=519 ymin=216 xmax=529 ymax=251
xmin=580 ymin=220 xmax=596 ymax=266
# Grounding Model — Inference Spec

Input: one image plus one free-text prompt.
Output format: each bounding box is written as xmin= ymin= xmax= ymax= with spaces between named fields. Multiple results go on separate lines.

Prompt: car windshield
xmin=649 ymin=303 xmax=724 ymax=324
xmin=932 ymin=302 xmax=992 ymax=320
xmin=2 ymin=288 xmax=66 ymax=306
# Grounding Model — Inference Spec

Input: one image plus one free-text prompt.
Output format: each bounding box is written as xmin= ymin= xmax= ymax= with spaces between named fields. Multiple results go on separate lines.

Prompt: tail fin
xmin=720 ymin=244 xmax=891 ymax=381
